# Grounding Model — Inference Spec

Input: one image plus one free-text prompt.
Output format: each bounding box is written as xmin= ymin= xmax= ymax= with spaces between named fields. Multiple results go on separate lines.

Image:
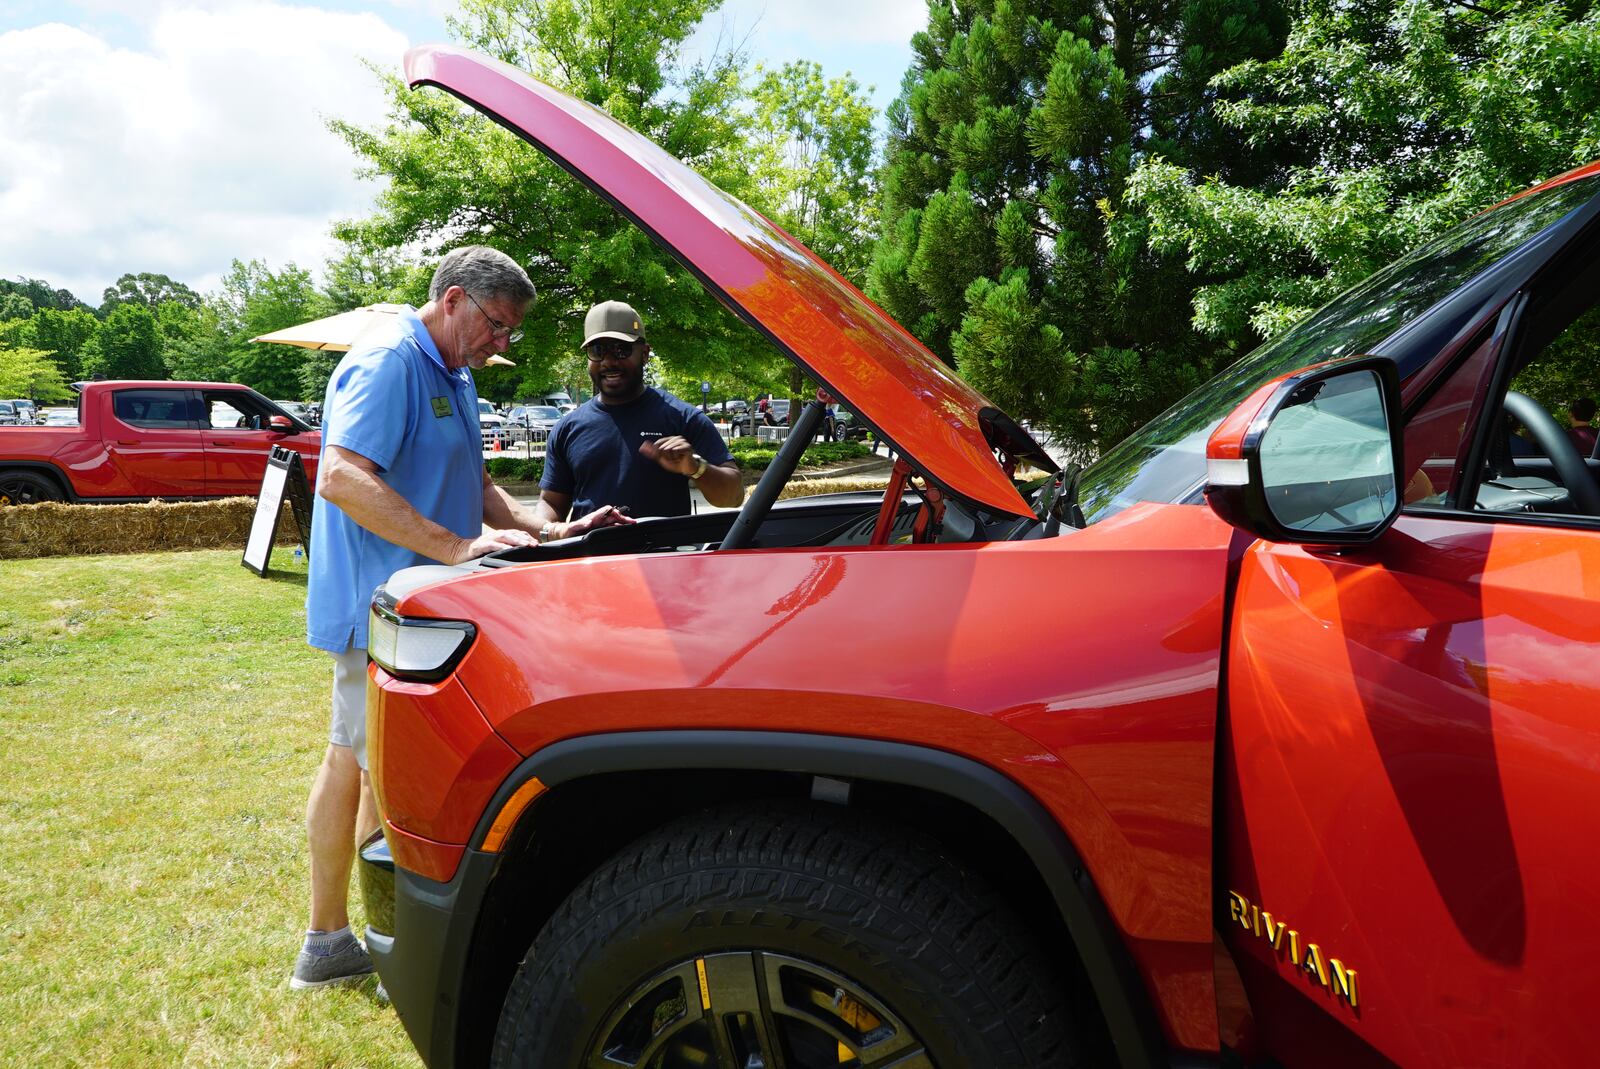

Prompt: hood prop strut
xmin=719 ymin=400 xmax=828 ymax=552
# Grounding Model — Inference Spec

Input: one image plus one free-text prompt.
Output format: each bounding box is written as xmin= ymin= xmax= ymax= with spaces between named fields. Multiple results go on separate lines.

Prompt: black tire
xmin=491 ymin=803 xmax=1081 ymax=1069
xmin=0 ymin=470 xmax=63 ymax=506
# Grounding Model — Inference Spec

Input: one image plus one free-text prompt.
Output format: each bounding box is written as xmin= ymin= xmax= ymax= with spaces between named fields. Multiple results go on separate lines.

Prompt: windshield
xmin=531 ymin=406 xmax=560 ymax=419
xmin=478 ymin=400 xmax=495 ymax=414
xmin=1077 ymin=175 xmax=1600 ymax=524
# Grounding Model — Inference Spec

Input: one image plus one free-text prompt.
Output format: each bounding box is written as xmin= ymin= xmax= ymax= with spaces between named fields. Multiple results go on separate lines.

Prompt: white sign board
xmin=242 ymin=461 xmax=289 ymax=575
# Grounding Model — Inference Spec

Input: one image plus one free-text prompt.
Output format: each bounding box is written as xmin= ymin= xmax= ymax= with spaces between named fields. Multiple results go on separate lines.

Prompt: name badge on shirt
xmin=431 ymin=396 xmax=452 ymax=418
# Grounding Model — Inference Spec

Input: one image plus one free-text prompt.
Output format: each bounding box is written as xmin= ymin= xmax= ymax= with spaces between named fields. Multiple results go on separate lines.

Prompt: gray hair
xmin=428 ymin=245 xmax=536 ymax=305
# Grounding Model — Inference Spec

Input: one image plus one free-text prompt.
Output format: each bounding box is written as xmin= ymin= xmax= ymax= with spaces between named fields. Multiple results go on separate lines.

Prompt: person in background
xmin=533 ymin=300 xmax=743 ymax=531
xmin=294 ymin=247 xmax=626 ymax=990
xmin=1568 ymin=397 xmax=1597 ymax=456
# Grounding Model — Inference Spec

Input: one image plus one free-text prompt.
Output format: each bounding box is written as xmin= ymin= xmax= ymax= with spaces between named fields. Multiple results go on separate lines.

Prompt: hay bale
xmin=0 ymin=497 xmax=302 ymax=560
xmin=773 ymin=476 xmax=891 ymax=501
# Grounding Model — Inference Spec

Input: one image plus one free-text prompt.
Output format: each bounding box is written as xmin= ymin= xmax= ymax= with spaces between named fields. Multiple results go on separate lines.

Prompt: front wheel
xmin=491 ymin=803 xmax=1082 ymax=1069
xmin=0 ymin=470 xmax=63 ymax=506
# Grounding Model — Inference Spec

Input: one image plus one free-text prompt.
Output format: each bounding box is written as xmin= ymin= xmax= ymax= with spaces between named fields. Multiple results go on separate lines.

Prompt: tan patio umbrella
xmin=251 ymin=303 xmax=409 ymax=351
xmin=252 ymin=304 xmax=515 ymax=367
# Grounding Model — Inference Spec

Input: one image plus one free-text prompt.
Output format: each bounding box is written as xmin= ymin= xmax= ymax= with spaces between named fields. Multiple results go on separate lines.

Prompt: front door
xmin=1221 ymin=270 xmax=1600 ymax=1066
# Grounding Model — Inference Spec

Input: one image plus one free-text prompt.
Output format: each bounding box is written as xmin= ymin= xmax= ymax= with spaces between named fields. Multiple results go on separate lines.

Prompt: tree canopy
xmin=1129 ymin=0 xmax=1600 ymax=344
xmin=328 ymin=0 xmax=879 ymax=406
xmin=867 ymin=0 xmax=1287 ymax=453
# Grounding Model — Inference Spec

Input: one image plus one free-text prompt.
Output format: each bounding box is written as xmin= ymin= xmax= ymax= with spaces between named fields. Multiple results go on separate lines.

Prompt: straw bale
xmin=773 ymin=476 xmax=891 ymax=501
xmin=0 ymin=497 xmax=302 ymax=560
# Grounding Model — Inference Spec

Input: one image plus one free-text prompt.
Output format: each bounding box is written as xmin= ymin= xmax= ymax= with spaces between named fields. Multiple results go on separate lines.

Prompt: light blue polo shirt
xmin=306 ymin=307 xmax=484 ymax=652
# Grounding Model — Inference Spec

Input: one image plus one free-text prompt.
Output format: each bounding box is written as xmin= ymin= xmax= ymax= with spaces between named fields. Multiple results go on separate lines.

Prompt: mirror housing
xmin=1204 ymin=356 xmax=1403 ymax=545
xmin=268 ymin=414 xmax=294 ymax=433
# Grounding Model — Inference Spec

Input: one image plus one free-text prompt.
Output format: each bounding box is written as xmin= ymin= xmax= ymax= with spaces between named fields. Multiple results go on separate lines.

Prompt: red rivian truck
xmin=357 ymin=47 xmax=1600 ymax=1069
xmin=0 ymin=381 xmax=319 ymax=506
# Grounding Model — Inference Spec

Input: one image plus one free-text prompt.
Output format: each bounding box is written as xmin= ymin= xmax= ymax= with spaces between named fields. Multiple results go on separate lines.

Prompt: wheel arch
xmin=0 ymin=461 xmax=74 ymax=502
xmin=455 ymin=730 xmax=1169 ymax=1069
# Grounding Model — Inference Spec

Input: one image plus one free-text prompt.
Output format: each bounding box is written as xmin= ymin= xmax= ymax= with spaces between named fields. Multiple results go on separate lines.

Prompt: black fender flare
xmin=475 ymin=730 xmax=1170 ymax=1069
xmin=0 ymin=460 xmax=75 ymax=501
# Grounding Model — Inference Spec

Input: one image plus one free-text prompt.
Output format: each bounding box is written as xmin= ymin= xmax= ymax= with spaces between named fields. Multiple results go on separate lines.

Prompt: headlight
xmin=368 ymin=588 xmax=475 ymax=682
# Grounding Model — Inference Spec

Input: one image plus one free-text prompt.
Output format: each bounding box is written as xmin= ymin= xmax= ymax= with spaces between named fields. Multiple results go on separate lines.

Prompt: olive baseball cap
xmin=582 ymin=300 xmax=646 ymax=347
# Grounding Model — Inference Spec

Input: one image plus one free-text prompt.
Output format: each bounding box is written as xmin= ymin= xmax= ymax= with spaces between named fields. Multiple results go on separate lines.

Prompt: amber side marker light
xmin=482 ymin=777 xmax=547 ymax=853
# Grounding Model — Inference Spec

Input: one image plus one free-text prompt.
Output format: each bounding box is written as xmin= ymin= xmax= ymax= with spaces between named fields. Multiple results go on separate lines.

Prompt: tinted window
xmin=114 ymin=389 xmax=196 ymax=428
xmin=1078 ymin=176 xmax=1600 ymax=523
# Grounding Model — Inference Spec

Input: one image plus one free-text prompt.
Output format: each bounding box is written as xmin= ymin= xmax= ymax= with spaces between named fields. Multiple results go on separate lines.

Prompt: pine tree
xmin=869 ymin=0 xmax=1285 ymax=452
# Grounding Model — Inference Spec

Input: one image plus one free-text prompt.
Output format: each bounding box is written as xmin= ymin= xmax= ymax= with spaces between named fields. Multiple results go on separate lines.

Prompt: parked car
xmin=730 ymin=396 xmax=789 ymax=435
xmin=274 ymin=400 xmax=318 ymax=426
xmin=0 ymin=380 xmax=319 ymax=504
xmin=476 ymin=398 xmax=508 ymax=447
xmin=41 ymin=409 xmax=76 ymax=427
xmin=0 ymin=401 xmax=17 ymax=426
xmin=5 ymin=400 xmax=38 ymax=425
xmin=503 ymin=404 xmax=561 ymax=443
xmin=359 ymin=46 xmax=1600 ymax=1069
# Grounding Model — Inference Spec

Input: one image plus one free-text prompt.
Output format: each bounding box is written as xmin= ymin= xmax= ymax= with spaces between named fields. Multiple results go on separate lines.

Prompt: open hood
xmin=405 ymin=45 xmax=1054 ymax=519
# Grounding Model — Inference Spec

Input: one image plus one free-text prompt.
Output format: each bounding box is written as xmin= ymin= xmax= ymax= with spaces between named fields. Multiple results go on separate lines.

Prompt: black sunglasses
xmin=587 ymin=339 xmax=639 ymax=361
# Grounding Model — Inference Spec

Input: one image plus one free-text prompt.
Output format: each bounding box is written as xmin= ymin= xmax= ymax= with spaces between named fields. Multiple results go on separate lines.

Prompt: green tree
xmin=21 ymin=307 xmax=100 ymax=381
xmin=331 ymin=0 xmax=761 ymax=399
xmin=1129 ymin=0 xmax=1600 ymax=346
xmin=0 ymin=341 xmax=72 ymax=401
xmin=207 ymin=259 xmax=334 ymax=399
xmin=157 ymin=299 xmax=232 ymax=383
xmin=100 ymin=272 xmax=202 ymax=316
xmin=747 ymin=61 xmax=879 ymax=282
xmin=0 ymin=278 xmax=88 ymax=313
xmin=80 ymin=303 xmax=165 ymax=380
xmin=0 ymin=294 xmax=34 ymax=322
xmin=744 ymin=60 xmax=881 ymax=407
xmin=331 ymin=0 xmax=890 ymax=411
xmin=869 ymin=0 xmax=1286 ymax=452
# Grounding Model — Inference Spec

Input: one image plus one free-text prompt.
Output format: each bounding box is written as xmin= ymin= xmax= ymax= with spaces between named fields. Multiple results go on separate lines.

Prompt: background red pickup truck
xmin=0 ymin=380 xmax=319 ymax=505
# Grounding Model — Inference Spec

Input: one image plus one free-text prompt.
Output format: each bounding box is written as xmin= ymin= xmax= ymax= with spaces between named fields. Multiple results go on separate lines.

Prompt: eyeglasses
xmin=587 ymin=339 xmax=638 ymax=361
xmin=466 ymin=293 xmax=524 ymax=344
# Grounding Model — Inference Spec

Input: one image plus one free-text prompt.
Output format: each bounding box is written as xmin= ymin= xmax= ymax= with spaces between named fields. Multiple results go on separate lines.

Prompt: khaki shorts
xmin=327 ymin=647 xmax=370 ymax=769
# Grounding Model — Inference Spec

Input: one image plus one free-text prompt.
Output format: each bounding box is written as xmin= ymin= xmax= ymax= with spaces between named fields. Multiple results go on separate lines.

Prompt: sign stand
xmin=242 ymin=446 xmax=314 ymax=577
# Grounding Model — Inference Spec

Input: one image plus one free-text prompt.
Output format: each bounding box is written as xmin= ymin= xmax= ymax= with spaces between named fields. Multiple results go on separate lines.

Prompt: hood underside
xmin=404 ymin=44 xmax=1052 ymax=519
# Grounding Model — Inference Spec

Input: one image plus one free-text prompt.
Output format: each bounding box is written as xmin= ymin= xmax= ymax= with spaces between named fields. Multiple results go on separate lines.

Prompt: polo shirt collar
xmin=400 ymin=306 xmax=472 ymax=387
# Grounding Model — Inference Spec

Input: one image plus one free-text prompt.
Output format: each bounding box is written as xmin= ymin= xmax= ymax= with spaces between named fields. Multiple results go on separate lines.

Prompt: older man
xmin=292 ymin=247 xmax=626 ymax=989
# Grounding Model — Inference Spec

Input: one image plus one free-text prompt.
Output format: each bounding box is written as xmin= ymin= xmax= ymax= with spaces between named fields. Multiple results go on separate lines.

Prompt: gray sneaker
xmin=290 ymin=939 xmax=375 ymax=990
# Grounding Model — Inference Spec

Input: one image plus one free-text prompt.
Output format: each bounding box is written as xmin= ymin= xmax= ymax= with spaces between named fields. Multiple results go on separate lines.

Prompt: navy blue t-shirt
xmin=541 ymin=388 xmax=733 ymax=517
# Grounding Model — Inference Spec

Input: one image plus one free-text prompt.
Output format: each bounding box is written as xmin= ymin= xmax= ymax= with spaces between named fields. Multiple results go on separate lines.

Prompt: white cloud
xmin=0 ymin=3 xmax=409 ymax=305
xmin=736 ymin=0 xmax=925 ymax=44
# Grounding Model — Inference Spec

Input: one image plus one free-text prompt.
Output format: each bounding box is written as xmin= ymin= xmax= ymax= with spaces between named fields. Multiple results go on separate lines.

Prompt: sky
xmin=0 ymin=0 xmax=924 ymax=308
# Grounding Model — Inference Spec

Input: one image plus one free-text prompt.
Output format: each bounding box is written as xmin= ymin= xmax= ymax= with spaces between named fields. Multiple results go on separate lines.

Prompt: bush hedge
xmin=726 ymin=439 xmax=872 ymax=471
xmin=486 ymin=456 xmax=544 ymax=482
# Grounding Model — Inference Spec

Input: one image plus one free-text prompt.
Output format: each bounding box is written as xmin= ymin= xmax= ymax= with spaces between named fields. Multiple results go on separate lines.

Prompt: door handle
xmin=116 ymin=439 xmax=140 ymax=445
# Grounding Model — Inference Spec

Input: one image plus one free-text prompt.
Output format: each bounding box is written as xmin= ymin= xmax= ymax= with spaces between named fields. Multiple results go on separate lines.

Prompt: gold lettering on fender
xmin=1228 ymin=891 xmax=1250 ymax=930
xmin=1303 ymin=942 xmax=1330 ymax=987
xmin=1330 ymin=959 xmax=1360 ymax=1009
xmin=1226 ymin=891 xmax=1360 ymax=1011
xmin=1261 ymin=911 xmax=1287 ymax=951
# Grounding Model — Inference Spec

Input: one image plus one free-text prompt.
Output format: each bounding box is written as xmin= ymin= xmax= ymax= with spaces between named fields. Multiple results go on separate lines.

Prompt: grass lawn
xmin=0 ymin=548 xmax=421 ymax=1067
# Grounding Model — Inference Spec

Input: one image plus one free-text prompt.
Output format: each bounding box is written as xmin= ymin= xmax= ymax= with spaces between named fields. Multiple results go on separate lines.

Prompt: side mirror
xmin=268 ymin=415 xmax=294 ymax=433
xmin=1205 ymin=356 xmax=1403 ymax=545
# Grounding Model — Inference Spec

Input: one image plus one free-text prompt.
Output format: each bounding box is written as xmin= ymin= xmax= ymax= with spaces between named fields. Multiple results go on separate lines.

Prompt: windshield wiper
xmin=1010 ymin=463 xmax=1084 ymax=538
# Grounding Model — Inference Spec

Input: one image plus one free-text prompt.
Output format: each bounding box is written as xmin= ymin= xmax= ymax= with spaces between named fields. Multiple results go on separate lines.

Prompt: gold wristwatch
xmin=688 ymin=454 xmax=708 ymax=480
